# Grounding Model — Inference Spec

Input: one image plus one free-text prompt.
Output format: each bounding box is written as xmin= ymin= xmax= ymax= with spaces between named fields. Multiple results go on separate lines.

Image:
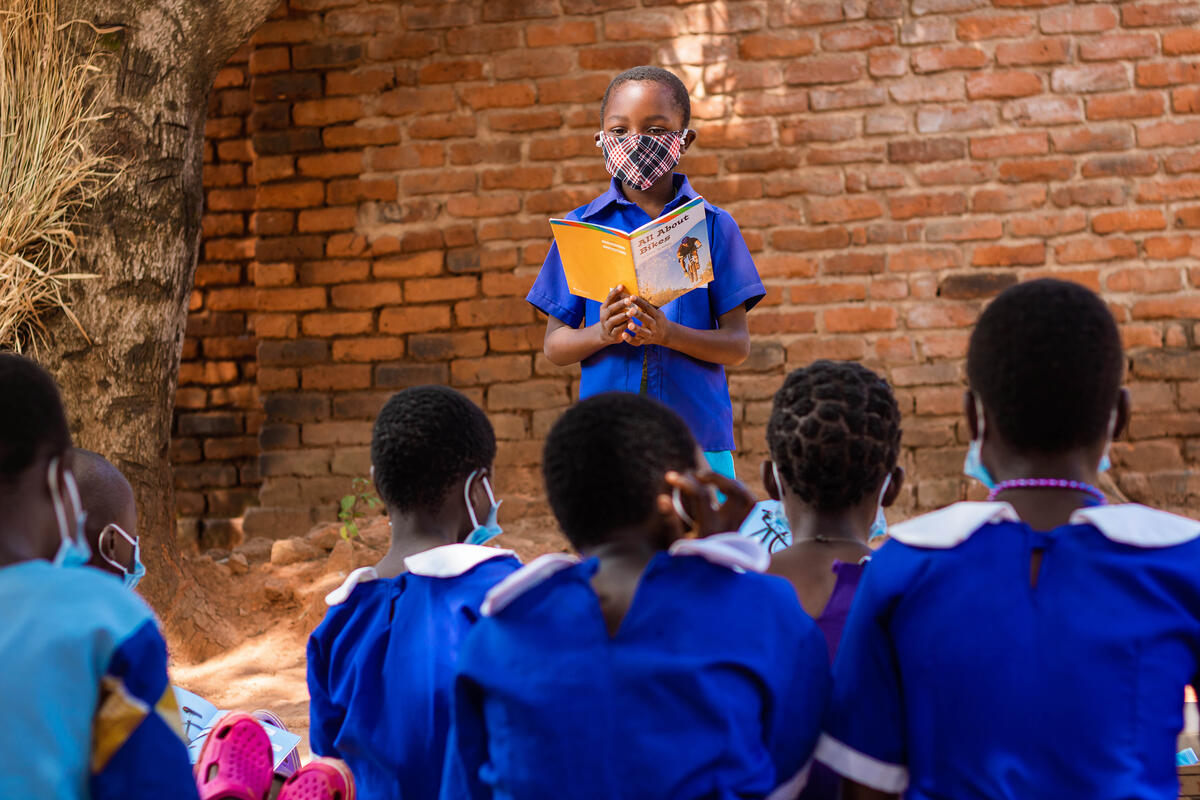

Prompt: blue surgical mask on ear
xmin=463 ymin=469 xmax=503 ymax=546
xmin=1098 ymin=408 xmax=1118 ymax=474
xmin=869 ymin=474 xmax=893 ymax=542
xmin=48 ymin=458 xmax=91 ymax=569
xmin=963 ymin=397 xmax=996 ymax=491
xmin=99 ymin=523 xmax=145 ymax=590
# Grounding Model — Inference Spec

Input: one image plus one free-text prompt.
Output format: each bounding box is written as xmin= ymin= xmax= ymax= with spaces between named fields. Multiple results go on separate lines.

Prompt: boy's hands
xmin=665 ymin=470 xmax=756 ymax=537
xmin=622 ymin=296 xmax=672 ymax=347
xmin=597 ymin=285 xmax=633 ymax=345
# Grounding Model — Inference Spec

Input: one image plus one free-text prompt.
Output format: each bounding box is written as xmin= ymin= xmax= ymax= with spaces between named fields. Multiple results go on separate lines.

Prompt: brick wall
xmin=177 ymin=0 xmax=1200 ymax=542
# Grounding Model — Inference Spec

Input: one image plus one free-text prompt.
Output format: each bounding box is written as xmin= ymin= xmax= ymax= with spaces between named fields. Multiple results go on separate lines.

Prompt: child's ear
xmin=882 ymin=466 xmax=905 ymax=508
xmin=964 ymin=390 xmax=980 ymax=440
xmin=760 ymin=459 xmax=781 ymax=502
xmin=1112 ymin=388 xmax=1131 ymax=441
xmin=681 ymin=128 xmax=696 ymax=153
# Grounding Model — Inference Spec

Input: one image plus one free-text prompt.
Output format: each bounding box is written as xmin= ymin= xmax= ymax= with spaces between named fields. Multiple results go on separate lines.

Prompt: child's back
xmin=762 ymin=361 xmax=902 ymax=665
xmin=820 ymin=280 xmax=1200 ymax=800
xmin=0 ymin=354 xmax=194 ymax=799
xmin=306 ymin=386 xmax=520 ymax=799
xmin=441 ymin=394 xmax=829 ymax=800
xmin=309 ymin=546 xmax=519 ymax=798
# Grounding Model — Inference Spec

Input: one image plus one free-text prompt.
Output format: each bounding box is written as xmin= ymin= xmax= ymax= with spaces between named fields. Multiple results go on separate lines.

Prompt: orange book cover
xmin=549 ymin=196 xmax=713 ymax=307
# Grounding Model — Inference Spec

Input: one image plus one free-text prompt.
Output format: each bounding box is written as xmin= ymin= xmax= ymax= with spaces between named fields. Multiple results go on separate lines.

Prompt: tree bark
xmin=39 ymin=0 xmax=277 ymax=657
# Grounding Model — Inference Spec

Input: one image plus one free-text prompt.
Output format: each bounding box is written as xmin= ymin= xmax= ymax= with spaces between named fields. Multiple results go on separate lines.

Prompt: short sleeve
xmin=767 ymin=619 xmax=831 ymax=796
xmin=708 ymin=211 xmax=765 ymax=317
xmin=90 ymin=619 xmax=198 ymax=800
xmin=814 ymin=561 xmax=909 ymax=795
xmin=306 ymin=629 xmax=344 ymax=759
xmin=526 ymin=240 xmax=586 ymax=328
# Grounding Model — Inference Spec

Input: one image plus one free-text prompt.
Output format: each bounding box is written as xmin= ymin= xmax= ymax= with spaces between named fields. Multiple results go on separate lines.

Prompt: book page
xmin=629 ymin=198 xmax=713 ymax=307
xmin=550 ymin=219 xmax=638 ymax=303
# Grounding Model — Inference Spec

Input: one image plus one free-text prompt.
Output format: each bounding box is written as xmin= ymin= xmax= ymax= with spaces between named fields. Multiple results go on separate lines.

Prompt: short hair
xmin=601 ymin=66 xmax=691 ymax=128
xmin=967 ymin=278 xmax=1123 ymax=453
xmin=0 ymin=353 xmax=71 ymax=484
xmin=370 ymin=386 xmax=496 ymax=513
xmin=767 ymin=361 xmax=901 ymax=510
xmin=73 ymin=448 xmax=136 ymax=539
xmin=543 ymin=393 xmax=697 ymax=549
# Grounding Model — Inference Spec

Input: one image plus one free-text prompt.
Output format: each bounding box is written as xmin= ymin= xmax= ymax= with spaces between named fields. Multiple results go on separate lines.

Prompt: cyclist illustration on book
xmin=676 ymin=236 xmax=704 ymax=282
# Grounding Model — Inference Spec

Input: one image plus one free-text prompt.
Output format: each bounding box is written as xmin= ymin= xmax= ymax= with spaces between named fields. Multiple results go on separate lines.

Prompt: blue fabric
xmin=440 ymin=552 xmax=830 ymax=800
xmin=0 ymin=560 xmax=196 ymax=800
xmin=825 ymin=519 xmax=1200 ymax=800
xmin=308 ymin=554 xmax=521 ymax=800
xmin=702 ymin=450 xmax=735 ymax=480
xmin=527 ymin=174 xmax=765 ymax=451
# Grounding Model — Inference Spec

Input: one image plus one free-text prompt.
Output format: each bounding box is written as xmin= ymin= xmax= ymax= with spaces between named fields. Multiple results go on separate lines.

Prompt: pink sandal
xmin=277 ymin=757 xmax=356 ymax=800
xmin=194 ymin=711 xmax=274 ymax=800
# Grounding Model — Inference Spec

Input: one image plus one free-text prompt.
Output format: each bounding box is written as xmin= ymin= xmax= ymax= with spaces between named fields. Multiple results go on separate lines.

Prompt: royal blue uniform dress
xmin=818 ymin=502 xmax=1200 ymax=800
xmin=526 ymin=174 xmax=765 ymax=453
xmin=307 ymin=544 xmax=521 ymax=800
xmin=0 ymin=560 xmax=196 ymax=800
xmin=440 ymin=535 xmax=830 ymax=800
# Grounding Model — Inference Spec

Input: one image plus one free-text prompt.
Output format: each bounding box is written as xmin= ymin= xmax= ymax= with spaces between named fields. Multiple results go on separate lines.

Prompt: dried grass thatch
xmin=0 ymin=0 xmax=114 ymax=353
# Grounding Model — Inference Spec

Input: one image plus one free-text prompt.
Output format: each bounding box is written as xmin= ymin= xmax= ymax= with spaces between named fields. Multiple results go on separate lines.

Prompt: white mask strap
xmin=464 ymin=469 xmax=484 ymax=529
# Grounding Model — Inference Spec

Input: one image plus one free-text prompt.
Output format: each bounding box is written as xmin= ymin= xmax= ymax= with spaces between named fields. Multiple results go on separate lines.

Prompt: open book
xmin=550 ymin=195 xmax=713 ymax=307
xmin=174 ymin=686 xmax=301 ymax=771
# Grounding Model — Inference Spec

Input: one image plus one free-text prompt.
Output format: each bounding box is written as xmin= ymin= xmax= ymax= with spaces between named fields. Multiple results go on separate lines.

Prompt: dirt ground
xmin=170 ymin=514 xmax=566 ymax=760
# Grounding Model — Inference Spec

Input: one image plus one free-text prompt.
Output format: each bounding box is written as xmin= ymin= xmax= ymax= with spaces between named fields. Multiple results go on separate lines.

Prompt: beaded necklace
xmin=987 ymin=478 xmax=1106 ymax=506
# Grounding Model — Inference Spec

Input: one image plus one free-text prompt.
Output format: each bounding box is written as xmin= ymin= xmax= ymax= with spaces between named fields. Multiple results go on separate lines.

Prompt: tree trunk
xmin=39 ymin=0 xmax=277 ymax=658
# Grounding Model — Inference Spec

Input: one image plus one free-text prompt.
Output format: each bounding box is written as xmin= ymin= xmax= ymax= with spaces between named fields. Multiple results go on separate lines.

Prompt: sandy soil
xmin=170 ymin=515 xmax=566 ymax=760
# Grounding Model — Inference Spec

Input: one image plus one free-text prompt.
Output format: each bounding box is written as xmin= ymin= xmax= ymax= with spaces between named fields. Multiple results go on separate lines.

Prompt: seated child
xmin=820 ymin=279 xmax=1200 ymax=800
xmin=0 ymin=353 xmax=197 ymax=799
xmin=73 ymin=448 xmax=144 ymax=587
xmin=440 ymin=393 xmax=830 ymax=800
xmin=527 ymin=65 xmax=765 ymax=480
xmin=307 ymin=386 xmax=521 ymax=800
xmin=764 ymin=361 xmax=903 ymax=661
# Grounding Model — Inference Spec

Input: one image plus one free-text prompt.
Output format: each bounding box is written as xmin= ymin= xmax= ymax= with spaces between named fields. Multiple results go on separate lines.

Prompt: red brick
xmin=1009 ymin=211 xmax=1087 ymax=237
xmin=1131 ymin=296 xmax=1200 ymax=320
xmin=1174 ymin=87 xmax=1200 ymax=114
xmin=1137 ymin=61 xmax=1200 ymax=88
xmin=1080 ymin=34 xmax=1158 ymax=62
xmin=888 ymin=248 xmax=961 ymax=272
xmin=408 ymin=116 xmax=477 ymax=140
xmin=1122 ymin=2 xmax=1200 ymax=28
xmin=1137 ymin=120 xmax=1200 ymax=148
xmin=971 ymin=185 xmax=1047 ymax=212
xmin=378 ymin=305 xmax=451 ymax=334
xmin=971 ymin=242 xmax=1046 ymax=266
xmin=889 ymin=191 xmax=967 ymax=219
xmin=913 ymin=46 xmax=989 ymax=73
xmin=790 ymin=282 xmax=868 ymax=305
xmin=454 ymin=298 xmax=534 ymax=328
xmin=1040 ymin=5 xmax=1117 ymax=33
xmin=419 ymin=59 xmax=484 ymax=84
xmin=773 ymin=228 xmax=850 ymax=251
xmin=1050 ymin=126 xmax=1133 ymax=153
xmin=1002 ymin=95 xmax=1083 ymax=126
xmin=256 ymin=181 xmax=323 ymax=210
xmin=786 ymin=54 xmax=864 ymax=85
xmin=968 ymin=132 xmax=1048 ymax=160
xmin=822 ymin=24 xmax=895 ymax=51
xmin=916 ymin=163 xmax=992 ymax=186
xmin=869 ymin=49 xmax=908 ymax=78
xmin=748 ymin=311 xmax=817 ymax=334
xmin=823 ymin=252 xmax=887 ymax=275
xmin=292 ymin=97 xmax=362 ymax=128
xmin=330 ymin=282 xmax=402 ymax=310
xmin=925 ymin=219 xmax=1004 ymax=241
xmin=904 ymin=303 xmax=979 ymax=330
xmin=738 ymin=33 xmax=816 ymax=60
xmin=1054 ymin=237 xmax=1138 ymax=263
xmin=301 ymin=312 xmax=372 ymax=337
xmin=824 ymin=306 xmax=897 ymax=333
xmin=1081 ymin=154 xmax=1158 ymax=179
xmin=527 ymin=20 xmax=596 ymax=47
xmin=1106 ymin=267 xmax=1183 ymax=293
xmin=451 ymin=355 xmax=533 ymax=386
xmin=956 ymin=15 xmax=1035 ymax=40
xmin=1086 ymin=93 xmax=1166 ymax=121
xmin=967 ymin=71 xmax=1042 ymax=99
xmin=1092 ymin=209 xmax=1167 ymax=234
xmin=999 ymin=158 xmax=1074 ymax=182
xmin=1051 ymin=64 xmax=1130 ymax=94
xmin=300 ymin=364 xmax=371 ymax=391
xmin=325 ymin=68 xmax=394 ymax=97
xmin=807 ymin=196 xmax=884 ymax=224
xmin=1164 ymin=29 xmax=1200 ymax=56
xmin=996 ymin=38 xmax=1069 ymax=67
xmin=1140 ymin=178 xmax=1200 ymax=203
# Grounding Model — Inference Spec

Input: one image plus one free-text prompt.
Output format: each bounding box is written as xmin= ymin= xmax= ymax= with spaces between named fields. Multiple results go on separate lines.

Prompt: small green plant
xmin=338 ymin=477 xmax=381 ymax=540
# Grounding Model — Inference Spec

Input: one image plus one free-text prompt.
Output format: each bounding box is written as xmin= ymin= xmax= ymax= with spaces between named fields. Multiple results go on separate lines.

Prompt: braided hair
xmin=767 ymin=361 xmax=901 ymax=510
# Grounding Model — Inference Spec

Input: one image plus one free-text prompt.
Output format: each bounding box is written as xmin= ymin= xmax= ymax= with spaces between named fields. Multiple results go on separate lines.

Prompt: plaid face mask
xmin=597 ymin=131 xmax=687 ymax=191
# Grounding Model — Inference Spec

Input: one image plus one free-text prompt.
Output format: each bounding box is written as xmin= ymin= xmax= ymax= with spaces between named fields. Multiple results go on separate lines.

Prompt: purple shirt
xmin=816 ymin=559 xmax=867 ymax=665
xmin=526 ymin=174 xmax=765 ymax=451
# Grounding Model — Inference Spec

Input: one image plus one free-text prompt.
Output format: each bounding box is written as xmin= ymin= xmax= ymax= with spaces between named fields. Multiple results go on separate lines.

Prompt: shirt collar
xmin=578 ymin=173 xmax=698 ymax=221
xmin=890 ymin=501 xmax=1200 ymax=550
xmin=404 ymin=543 xmax=517 ymax=577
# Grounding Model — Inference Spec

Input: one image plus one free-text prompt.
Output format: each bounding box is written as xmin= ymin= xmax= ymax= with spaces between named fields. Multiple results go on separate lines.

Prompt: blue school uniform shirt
xmin=818 ymin=502 xmax=1200 ymax=800
xmin=526 ymin=174 xmax=765 ymax=452
xmin=307 ymin=544 xmax=521 ymax=800
xmin=0 ymin=560 xmax=196 ymax=800
xmin=440 ymin=534 xmax=830 ymax=800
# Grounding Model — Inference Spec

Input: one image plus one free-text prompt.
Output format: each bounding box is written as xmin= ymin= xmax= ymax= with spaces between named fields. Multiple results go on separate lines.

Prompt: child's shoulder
xmin=480 ymin=552 xmax=586 ymax=618
xmin=10 ymin=561 xmax=160 ymax=647
xmin=321 ymin=545 xmax=521 ymax=611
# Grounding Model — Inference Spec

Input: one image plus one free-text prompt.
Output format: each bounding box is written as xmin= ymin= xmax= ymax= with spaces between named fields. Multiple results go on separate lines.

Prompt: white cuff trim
xmin=481 ymin=552 xmax=580 ymax=617
xmin=404 ymin=543 xmax=518 ymax=578
xmin=766 ymin=758 xmax=812 ymax=800
xmin=325 ymin=566 xmax=379 ymax=606
xmin=669 ymin=532 xmax=770 ymax=573
xmin=815 ymin=733 xmax=908 ymax=794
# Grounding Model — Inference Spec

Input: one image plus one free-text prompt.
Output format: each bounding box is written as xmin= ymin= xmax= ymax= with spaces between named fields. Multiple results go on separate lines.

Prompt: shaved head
xmin=73 ymin=449 xmax=138 ymax=576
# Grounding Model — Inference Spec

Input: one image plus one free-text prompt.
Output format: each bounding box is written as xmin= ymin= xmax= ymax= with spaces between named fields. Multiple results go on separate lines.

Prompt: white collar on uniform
xmin=889 ymin=501 xmax=1200 ymax=550
xmin=669 ymin=532 xmax=770 ymax=573
xmin=481 ymin=552 xmax=580 ymax=617
xmin=324 ymin=544 xmax=517 ymax=606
